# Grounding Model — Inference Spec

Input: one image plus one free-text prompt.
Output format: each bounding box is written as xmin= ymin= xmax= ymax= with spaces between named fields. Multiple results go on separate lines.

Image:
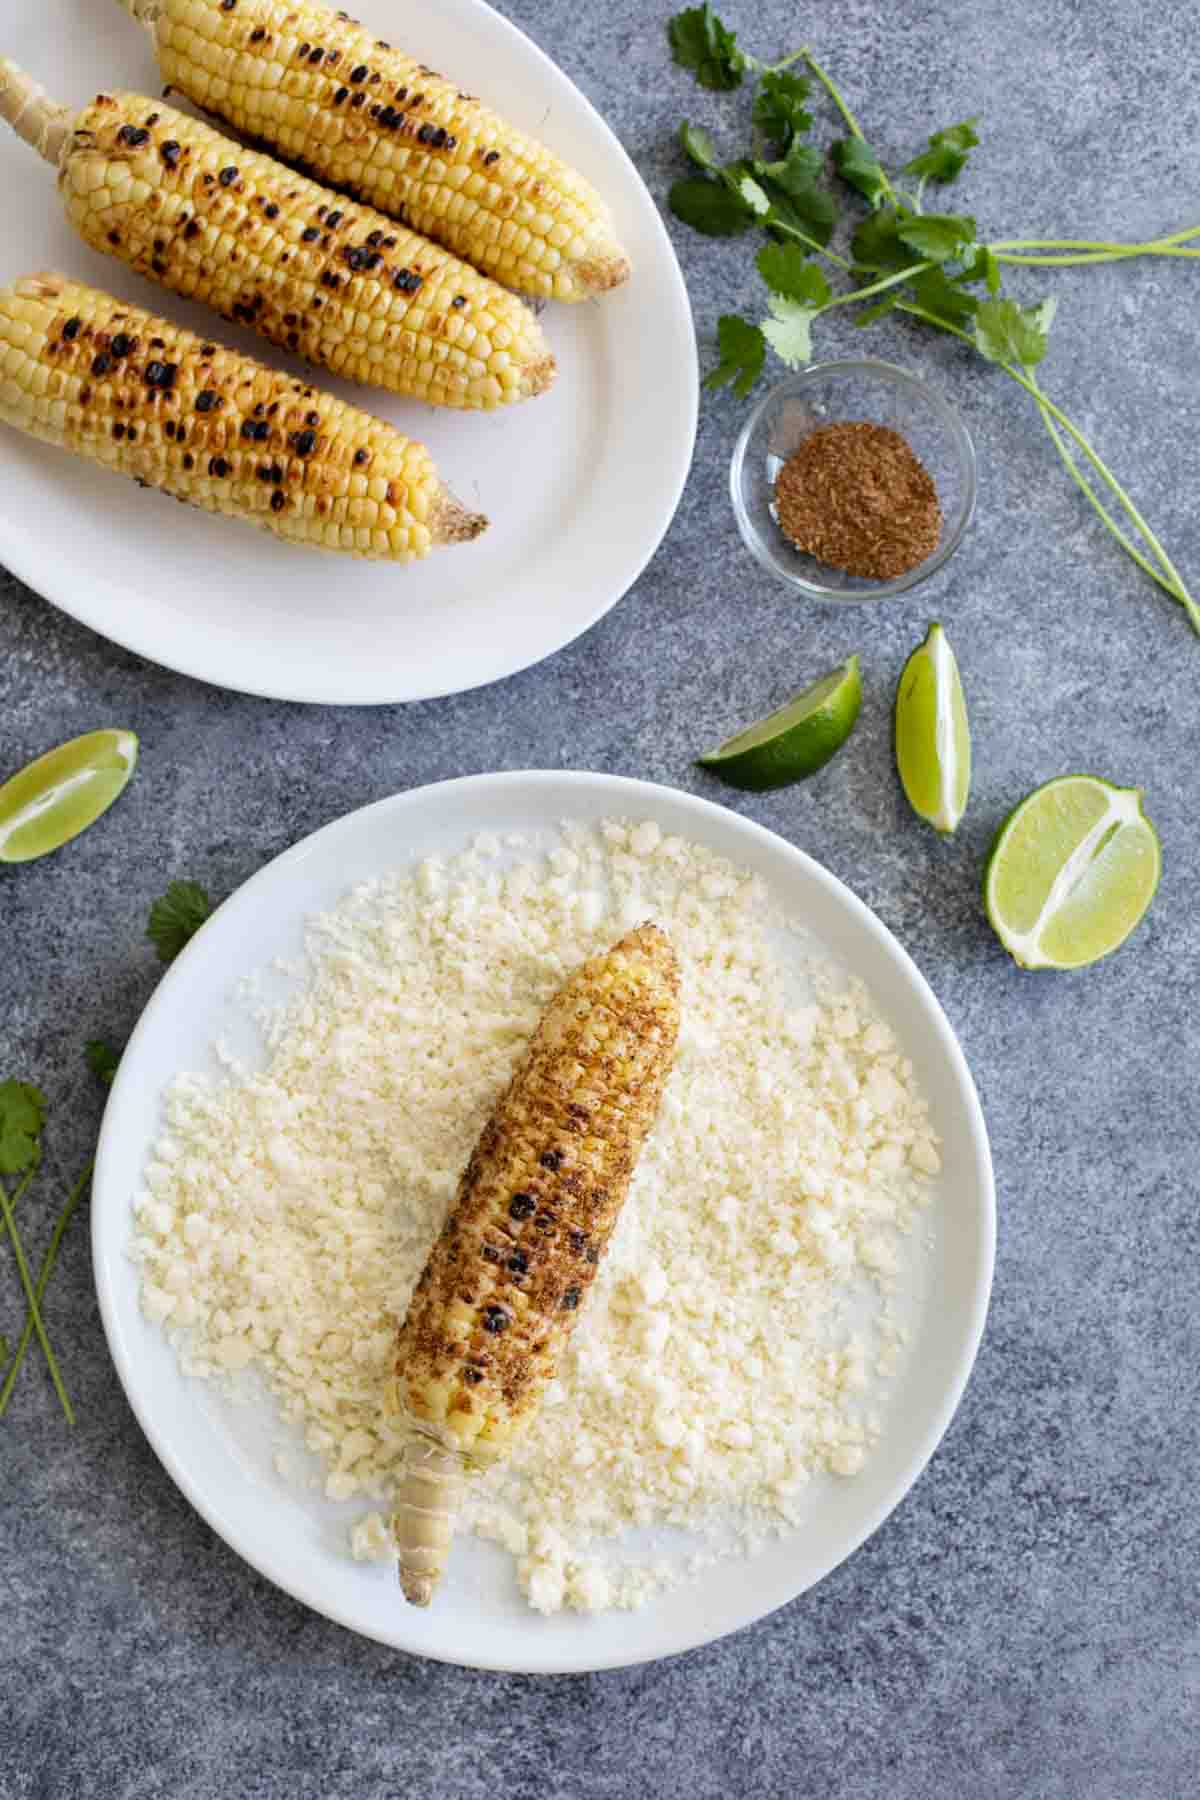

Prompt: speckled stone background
xmin=3 ymin=1 xmax=1199 ymax=1794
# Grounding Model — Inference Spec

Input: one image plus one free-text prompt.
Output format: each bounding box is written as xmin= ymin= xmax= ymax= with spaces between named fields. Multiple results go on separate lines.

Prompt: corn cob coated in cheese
xmin=0 ymin=273 xmax=486 ymax=558
xmin=390 ymin=923 xmax=681 ymax=1606
xmin=116 ymin=0 xmax=633 ymax=302
xmin=0 ymin=61 xmax=555 ymax=409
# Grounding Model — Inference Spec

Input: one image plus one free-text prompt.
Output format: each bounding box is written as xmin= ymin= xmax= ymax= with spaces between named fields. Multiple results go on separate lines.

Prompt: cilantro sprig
xmin=0 ymin=1079 xmax=75 ymax=1422
xmin=667 ymin=10 xmax=1200 ymax=635
xmin=147 ymin=879 xmax=213 ymax=965
xmin=2 ymin=877 xmax=220 ymax=1423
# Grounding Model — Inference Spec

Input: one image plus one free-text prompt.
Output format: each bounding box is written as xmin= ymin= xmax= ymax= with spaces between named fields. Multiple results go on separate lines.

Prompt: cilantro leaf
xmin=735 ymin=171 xmax=772 ymax=217
xmin=974 ymin=296 xmax=1056 ymax=369
xmin=679 ymin=121 xmax=721 ymax=173
xmin=832 ymin=137 xmax=889 ymax=208
xmin=909 ymin=266 xmax=979 ymax=326
xmin=752 ymin=70 xmax=813 ymax=150
xmin=756 ymin=141 xmax=824 ymax=195
xmin=756 ymin=246 xmax=832 ymax=368
xmin=147 ymin=879 xmax=214 ymax=965
xmin=896 ymin=211 xmax=977 ymax=262
xmin=669 ymin=175 xmax=756 ymax=237
xmin=704 ymin=315 xmax=766 ymax=397
xmin=761 ymin=183 xmax=836 ymax=249
xmin=959 ymin=245 xmax=1003 ymax=295
xmin=667 ymin=5 xmax=745 ymax=91
xmin=756 ymin=241 xmax=831 ymax=307
xmin=903 ymin=118 xmax=981 ymax=185
xmin=853 ymin=293 xmax=901 ymax=328
xmin=851 ymin=207 xmax=914 ymax=271
xmin=738 ymin=136 xmax=837 ymax=246
xmin=761 ymin=293 xmax=824 ymax=370
xmin=0 ymin=1081 xmax=46 ymax=1177
xmin=85 ymin=1040 xmax=121 ymax=1088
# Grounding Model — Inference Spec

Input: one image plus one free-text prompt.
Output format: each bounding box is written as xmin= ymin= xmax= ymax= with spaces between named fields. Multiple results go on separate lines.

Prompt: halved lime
xmin=895 ymin=623 xmax=970 ymax=834
xmin=984 ymin=775 xmax=1160 ymax=970
xmin=697 ymin=656 xmax=862 ymax=792
xmin=0 ymin=729 xmax=139 ymax=864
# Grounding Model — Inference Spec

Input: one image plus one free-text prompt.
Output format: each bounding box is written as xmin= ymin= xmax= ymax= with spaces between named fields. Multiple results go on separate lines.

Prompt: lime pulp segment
xmin=984 ymin=775 xmax=1160 ymax=969
xmin=0 ymin=729 xmax=139 ymax=863
xmin=894 ymin=623 xmax=970 ymax=834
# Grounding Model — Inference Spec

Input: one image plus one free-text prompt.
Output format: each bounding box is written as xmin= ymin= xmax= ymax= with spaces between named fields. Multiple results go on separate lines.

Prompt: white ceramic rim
xmin=92 ymin=772 xmax=995 ymax=1672
xmin=0 ymin=0 xmax=698 ymax=705
xmin=729 ymin=359 xmax=978 ymax=602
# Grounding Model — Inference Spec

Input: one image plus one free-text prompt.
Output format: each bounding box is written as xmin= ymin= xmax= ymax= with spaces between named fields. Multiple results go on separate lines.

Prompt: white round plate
xmin=0 ymin=1 xmax=696 ymax=703
xmin=93 ymin=772 xmax=995 ymax=1673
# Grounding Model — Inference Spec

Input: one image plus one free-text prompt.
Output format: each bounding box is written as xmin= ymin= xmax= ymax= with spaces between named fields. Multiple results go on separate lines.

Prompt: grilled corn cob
xmin=116 ymin=0 xmax=632 ymax=303
xmin=0 ymin=273 xmax=486 ymax=558
xmin=0 ymin=62 xmax=555 ymax=410
xmin=390 ymin=923 xmax=680 ymax=1606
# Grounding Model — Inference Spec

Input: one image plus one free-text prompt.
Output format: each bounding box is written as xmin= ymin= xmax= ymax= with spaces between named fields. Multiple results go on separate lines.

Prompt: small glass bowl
xmin=729 ymin=360 xmax=977 ymax=601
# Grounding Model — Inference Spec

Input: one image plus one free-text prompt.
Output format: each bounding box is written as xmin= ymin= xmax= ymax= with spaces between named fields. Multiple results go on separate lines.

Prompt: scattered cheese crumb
xmin=350 ymin=1511 xmax=394 ymax=1562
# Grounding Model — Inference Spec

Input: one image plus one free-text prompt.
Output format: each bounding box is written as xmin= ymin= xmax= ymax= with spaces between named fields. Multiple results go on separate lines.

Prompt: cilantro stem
xmin=747 ymin=49 xmax=808 ymax=74
xmin=994 ymin=247 xmax=1200 ymax=266
xmin=0 ymin=1170 xmax=74 ymax=1424
xmin=898 ymin=300 xmax=1200 ymax=633
xmin=800 ymin=49 xmax=865 ymax=139
xmin=997 ymin=377 xmax=1198 ymax=628
xmin=769 ymin=219 xmax=853 ymax=271
xmin=822 ymin=259 xmax=934 ymax=310
xmin=992 ymin=227 xmax=1200 ymax=253
xmin=800 ymin=47 xmax=898 ymax=208
xmin=0 ymin=1159 xmax=92 ymax=1420
xmin=1025 ymin=373 xmax=1181 ymax=601
xmin=991 ymin=227 xmax=1200 ymax=265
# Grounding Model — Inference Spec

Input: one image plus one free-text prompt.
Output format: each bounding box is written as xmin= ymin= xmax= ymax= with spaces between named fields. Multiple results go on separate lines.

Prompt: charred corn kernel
xmin=117 ymin=0 xmax=632 ymax=303
xmin=389 ymin=923 xmax=681 ymax=1605
xmin=0 ymin=273 xmax=486 ymax=560
xmin=0 ymin=62 xmax=555 ymax=410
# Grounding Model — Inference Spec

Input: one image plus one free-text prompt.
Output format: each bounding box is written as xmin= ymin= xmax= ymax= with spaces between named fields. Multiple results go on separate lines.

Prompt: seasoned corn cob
xmin=390 ymin=923 xmax=681 ymax=1606
xmin=0 ymin=61 xmax=555 ymax=410
xmin=116 ymin=0 xmax=632 ymax=303
xmin=0 ymin=273 xmax=486 ymax=558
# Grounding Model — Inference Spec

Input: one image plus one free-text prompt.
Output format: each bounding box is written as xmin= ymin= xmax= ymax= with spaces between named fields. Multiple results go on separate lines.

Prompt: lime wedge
xmin=0 ymin=729 xmax=139 ymax=863
xmin=984 ymin=775 xmax=1160 ymax=970
xmin=697 ymin=656 xmax=862 ymax=791
xmin=895 ymin=622 xmax=970 ymax=834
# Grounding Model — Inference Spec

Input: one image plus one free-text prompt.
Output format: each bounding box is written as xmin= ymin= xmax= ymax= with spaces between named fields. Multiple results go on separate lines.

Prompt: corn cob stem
xmin=393 ymin=1432 xmax=469 ymax=1608
xmin=390 ymin=924 xmax=680 ymax=1606
xmin=0 ymin=59 xmax=73 ymax=165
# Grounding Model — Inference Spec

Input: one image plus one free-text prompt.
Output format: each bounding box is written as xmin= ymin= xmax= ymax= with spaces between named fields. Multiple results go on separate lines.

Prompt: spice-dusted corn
xmin=0 ymin=61 xmax=555 ymax=410
xmin=390 ymin=923 xmax=681 ymax=1605
xmin=116 ymin=0 xmax=632 ymax=302
xmin=0 ymin=273 xmax=486 ymax=559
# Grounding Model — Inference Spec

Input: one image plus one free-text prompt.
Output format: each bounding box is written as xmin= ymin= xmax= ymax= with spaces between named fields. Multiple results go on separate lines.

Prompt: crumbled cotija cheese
xmin=133 ymin=821 xmax=939 ymax=1614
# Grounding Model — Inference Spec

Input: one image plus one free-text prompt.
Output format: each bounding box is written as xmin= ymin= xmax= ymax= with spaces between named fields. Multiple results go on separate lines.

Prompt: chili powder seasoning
xmin=774 ymin=422 xmax=941 ymax=580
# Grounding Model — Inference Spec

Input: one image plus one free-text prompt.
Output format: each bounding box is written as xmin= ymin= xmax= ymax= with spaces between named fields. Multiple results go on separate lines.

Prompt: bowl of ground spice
xmin=730 ymin=360 xmax=977 ymax=600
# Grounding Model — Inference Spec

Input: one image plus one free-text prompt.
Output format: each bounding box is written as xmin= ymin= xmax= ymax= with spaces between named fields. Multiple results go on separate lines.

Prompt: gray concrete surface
xmin=2 ymin=1 xmax=1198 ymax=1795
